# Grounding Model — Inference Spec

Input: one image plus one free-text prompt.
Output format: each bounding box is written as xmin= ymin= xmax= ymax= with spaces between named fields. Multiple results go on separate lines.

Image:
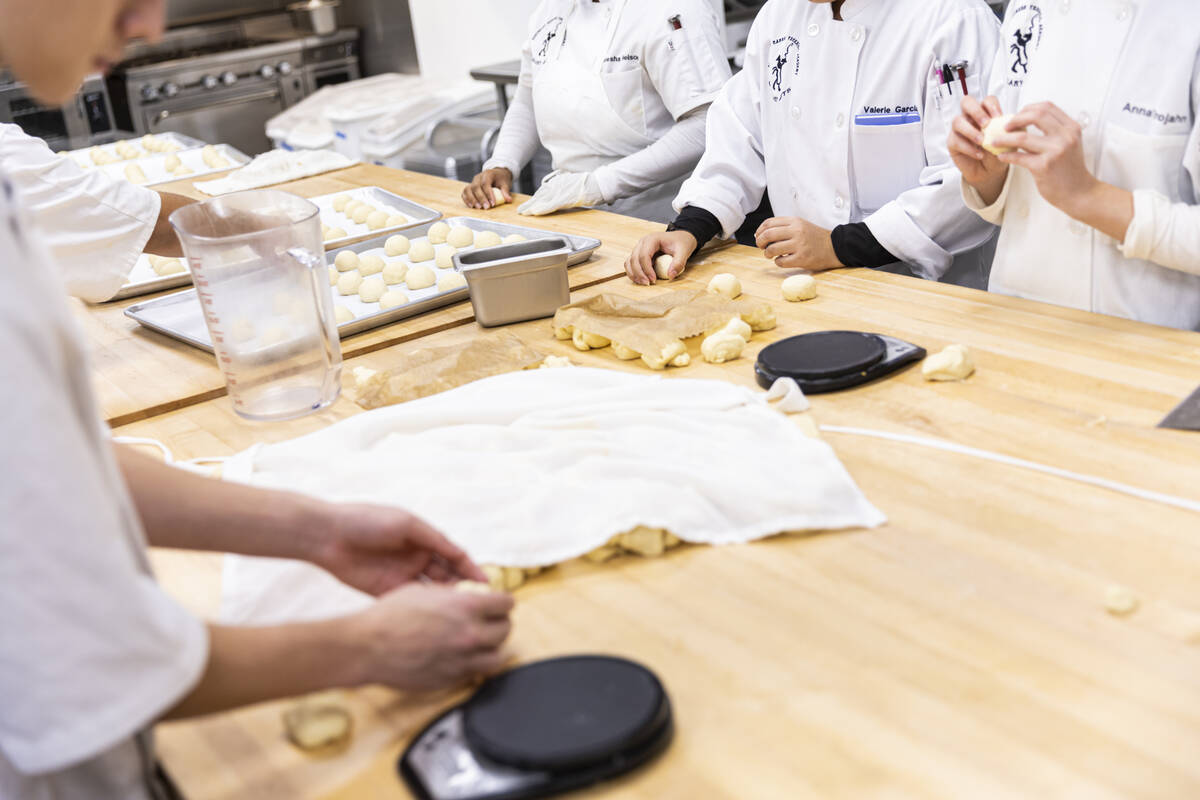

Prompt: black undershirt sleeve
xmin=666 ymin=205 xmax=723 ymax=252
xmin=830 ymin=222 xmax=899 ymax=269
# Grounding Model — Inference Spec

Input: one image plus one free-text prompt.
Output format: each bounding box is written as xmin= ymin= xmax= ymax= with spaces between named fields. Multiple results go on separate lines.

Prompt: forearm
xmin=1067 ymin=179 xmax=1135 ymax=243
xmin=164 ymin=619 xmax=367 ymax=720
xmin=145 ymin=192 xmax=193 ymax=257
xmin=591 ymin=107 xmax=709 ymax=203
xmin=483 ymin=81 xmax=539 ymax=175
xmin=115 ymin=444 xmax=328 ymax=561
xmin=1116 ymin=188 xmax=1200 ymax=276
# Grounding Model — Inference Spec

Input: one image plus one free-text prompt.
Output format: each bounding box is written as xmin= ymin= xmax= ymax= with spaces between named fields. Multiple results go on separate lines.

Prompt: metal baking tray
xmin=59 ymin=132 xmax=206 ymax=161
xmin=310 ymin=186 xmax=442 ymax=247
xmin=109 ymin=253 xmax=191 ymax=302
xmin=79 ymin=144 xmax=250 ymax=187
xmin=124 ymin=217 xmax=601 ymax=351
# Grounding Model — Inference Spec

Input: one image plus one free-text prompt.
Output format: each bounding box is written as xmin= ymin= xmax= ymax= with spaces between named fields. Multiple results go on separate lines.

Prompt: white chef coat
xmin=0 ymin=125 xmax=159 ymax=303
xmin=0 ymin=172 xmax=208 ymax=799
xmin=963 ymin=0 xmax=1200 ymax=331
xmin=675 ymin=0 xmax=1001 ymax=287
xmin=483 ymin=0 xmax=730 ymax=222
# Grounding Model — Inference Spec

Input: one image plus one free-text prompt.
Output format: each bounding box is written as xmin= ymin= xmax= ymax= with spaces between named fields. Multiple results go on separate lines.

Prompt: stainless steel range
xmin=108 ymin=19 xmax=359 ymax=155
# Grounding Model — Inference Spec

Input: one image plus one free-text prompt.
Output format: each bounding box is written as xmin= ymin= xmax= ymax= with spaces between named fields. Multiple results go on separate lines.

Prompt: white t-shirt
xmin=0 ymin=171 xmax=208 ymax=799
xmin=0 ymin=125 xmax=159 ymax=303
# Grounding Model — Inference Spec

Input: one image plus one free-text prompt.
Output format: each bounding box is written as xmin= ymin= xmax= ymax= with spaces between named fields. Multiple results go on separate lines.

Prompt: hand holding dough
xmin=982 ymin=115 xmax=1016 ymax=155
xmin=781 ymin=274 xmax=818 ymax=302
xmin=654 ymin=253 xmax=679 ymax=281
xmin=922 ymin=344 xmax=975 ymax=381
xmin=706 ymin=273 xmax=742 ymax=299
xmin=491 ymin=186 xmax=509 ymax=206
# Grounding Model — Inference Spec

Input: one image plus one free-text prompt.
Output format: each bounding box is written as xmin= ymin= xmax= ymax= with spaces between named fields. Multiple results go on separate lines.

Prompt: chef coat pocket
xmin=600 ymin=65 xmax=647 ymax=137
xmin=851 ymin=118 xmax=926 ymax=213
xmin=1101 ymin=123 xmax=1190 ymax=199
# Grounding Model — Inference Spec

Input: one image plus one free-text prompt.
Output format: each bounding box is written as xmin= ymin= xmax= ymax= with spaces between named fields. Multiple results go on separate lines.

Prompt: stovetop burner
xmin=117 ymin=38 xmax=286 ymax=70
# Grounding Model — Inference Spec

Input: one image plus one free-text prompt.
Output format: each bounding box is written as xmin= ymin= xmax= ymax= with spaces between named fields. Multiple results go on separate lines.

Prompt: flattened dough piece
xmin=781 ymin=274 xmax=817 ymax=302
xmin=922 ymin=344 xmax=975 ymax=381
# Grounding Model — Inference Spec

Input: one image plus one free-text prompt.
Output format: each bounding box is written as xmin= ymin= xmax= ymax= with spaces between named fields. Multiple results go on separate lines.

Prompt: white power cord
xmin=820 ymin=425 xmax=1200 ymax=515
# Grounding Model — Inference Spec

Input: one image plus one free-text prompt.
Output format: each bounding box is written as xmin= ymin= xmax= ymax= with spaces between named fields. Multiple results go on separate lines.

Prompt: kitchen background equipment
xmin=288 ymin=0 xmax=341 ymax=36
xmin=91 ymin=143 xmax=250 ymax=186
xmin=124 ymin=217 xmax=600 ymax=350
xmin=1159 ymin=386 xmax=1200 ymax=432
xmin=400 ymin=655 xmax=673 ymax=800
xmin=0 ymin=72 xmax=119 ymax=151
xmin=458 ymin=238 xmax=571 ymax=328
xmin=755 ymin=331 xmax=926 ymax=394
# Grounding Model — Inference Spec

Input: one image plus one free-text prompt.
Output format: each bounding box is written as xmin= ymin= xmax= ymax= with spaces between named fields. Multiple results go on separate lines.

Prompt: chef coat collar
xmin=833 ymin=0 xmax=883 ymax=22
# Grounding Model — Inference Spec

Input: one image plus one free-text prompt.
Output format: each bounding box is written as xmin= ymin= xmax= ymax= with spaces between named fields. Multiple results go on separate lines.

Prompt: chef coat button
xmin=834 ymin=195 xmax=845 ymax=211
xmin=1077 ymin=111 xmax=1091 ymax=129
xmin=807 ymin=23 xmax=820 ymax=37
xmin=1116 ymin=4 xmax=1131 ymax=20
xmin=836 ymin=112 xmax=846 ymax=128
xmin=850 ymin=26 xmax=863 ymax=42
xmin=1069 ymin=220 xmax=1088 ymax=235
xmin=792 ymin=190 xmax=799 ymax=202
xmin=791 ymin=105 xmax=801 ymax=120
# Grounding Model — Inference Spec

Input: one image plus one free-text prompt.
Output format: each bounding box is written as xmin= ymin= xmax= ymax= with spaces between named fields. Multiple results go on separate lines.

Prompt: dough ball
xmin=366 ymin=210 xmax=388 ymax=230
xmin=617 ymin=526 xmax=668 ymax=557
xmin=333 ymin=250 xmax=359 ymax=272
xmin=713 ymin=316 xmax=752 ymax=343
xmin=455 ymin=580 xmax=495 ymax=595
xmin=435 ymin=246 xmax=457 ymax=269
xmin=741 ymin=305 xmax=777 ymax=331
xmin=922 ymin=344 xmax=975 ymax=381
xmin=358 ymin=254 xmax=385 ymax=276
xmin=427 ymin=221 xmax=450 ymax=244
xmin=124 ymin=164 xmax=148 ymax=185
xmin=378 ymin=289 xmax=408 ymax=310
xmin=343 ymin=199 xmax=362 ymax=216
xmin=385 ymin=213 xmax=407 ymax=227
xmin=382 ymin=260 xmax=408 ymax=285
xmin=706 ymin=273 xmax=742 ymax=300
xmin=611 ymin=342 xmax=641 ymax=360
xmin=474 ymin=230 xmax=503 ymax=249
xmin=653 ymin=253 xmax=679 ymax=281
xmin=572 ymin=329 xmax=610 ymax=351
xmin=201 ymin=145 xmax=230 ymax=169
xmin=781 ymin=274 xmax=818 ymax=302
xmin=437 ymin=271 xmax=467 ymax=292
xmin=333 ymin=305 xmax=354 ymax=324
xmin=502 ymin=233 xmax=526 ymax=244
xmin=324 ymin=226 xmax=346 ymax=242
xmin=358 ymin=276 xmax=386 ymax=303
xmin=282 ymin=703 xmax=352 ymax=752
xmin=150 ymin=257 xmax=185 ymax=276
xmin=701 ymin=331 xmax=746 ymax=364
xmin=408 ymin=240 xmax=435 ymax=263
xmin=330 ymin=194 xmax=352 ymax=212
xmin=405 ymin=264 xmax=436 ymax=290
xmin=328 ymin=266 xmax=338 ymax=286
xmin=540 ymin=355 xmax=572 ymax=368
xmin=982 ymin=114 xmax=1016 ymax=155
xmin=490 ymin=186 xmax=509 ymax=206
xmin=482 ymin=565 xmax=526 ymax=591
xmin=1104 ymin=585 xmax=1139 ymax=616
xmin=141 ymin=134 xmax=160 ymax=151
xmin=336 ymin=271 xmax=362 ymax=296
xmin=640 ymin=340 xmax=687 ymax=370
xmin=351 ymin=205 xmax=373 ymax=225
xmin=384 ymin=235 xmax=410 ymax=256
xmin=447 ymin=225 xmax=475 ymax=248
xmin=163 ymin=154 xmax=182 ymax=173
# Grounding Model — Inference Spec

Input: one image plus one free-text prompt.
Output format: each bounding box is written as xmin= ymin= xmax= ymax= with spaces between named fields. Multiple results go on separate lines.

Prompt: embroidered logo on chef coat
xmin=1005 ymin=4 xmax=1043 ymax=85
xmin=531 ymin=16 xmax=566 ymax=65
xmin=767 ymin=36 xmax=800 ymax=102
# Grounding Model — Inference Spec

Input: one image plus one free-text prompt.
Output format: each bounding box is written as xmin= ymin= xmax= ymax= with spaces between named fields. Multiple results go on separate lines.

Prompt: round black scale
xmin=400 ymin=655 xmax=673 ymax=800
xmin=755 ymin=330 xmax=926 ymax=394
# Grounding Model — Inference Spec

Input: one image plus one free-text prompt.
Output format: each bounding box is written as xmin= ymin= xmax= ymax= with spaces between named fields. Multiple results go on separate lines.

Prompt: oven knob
xmin=258 ymin=64 xmax=276 ymax=79
xmin=141 ymin=84 xmax=160 ymax=101
xmin=202 ymin=74 xmax=218 ymax=90
xmin=161 ymin=82 xmax=179 ymax=98
xmin=277 ymin=61 xmax=293 ymax=76
xmin=221 ymin=71 xmax=237 ymax=86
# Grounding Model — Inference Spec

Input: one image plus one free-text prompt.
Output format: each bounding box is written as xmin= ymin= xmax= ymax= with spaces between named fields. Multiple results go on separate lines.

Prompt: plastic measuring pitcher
xmin=170 ymin=190 xmax=342 ymax=421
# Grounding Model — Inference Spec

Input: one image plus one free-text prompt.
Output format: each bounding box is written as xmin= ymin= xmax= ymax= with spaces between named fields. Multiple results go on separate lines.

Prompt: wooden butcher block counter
xmin=74 ymin=166 xmax=656 ymax=426
xmin=112 ymin=241 xmax=1200 ymax=800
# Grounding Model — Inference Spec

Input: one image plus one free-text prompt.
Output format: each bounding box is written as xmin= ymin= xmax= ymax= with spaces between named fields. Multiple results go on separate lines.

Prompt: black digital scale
xmin=754 ymin=331 xmax=925 ymax=394
xmin=400 ymin=656 xmax=673 ymax=800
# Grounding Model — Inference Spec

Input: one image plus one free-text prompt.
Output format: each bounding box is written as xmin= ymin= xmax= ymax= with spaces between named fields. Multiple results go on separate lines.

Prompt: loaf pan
xmin=456 ymin=238 xmax=571 ymax=327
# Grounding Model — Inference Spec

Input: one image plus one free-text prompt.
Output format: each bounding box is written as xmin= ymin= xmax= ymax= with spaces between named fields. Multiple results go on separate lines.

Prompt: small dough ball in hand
xmin=331 ymin=194 xmax=352 ymax=212
xmin=706 ymin=273 xmax=742 ymax=299
xmin=782 ymin=274 xmax=818 ymax=302
xmin=408 ymin=240 xmax=435 ymax=263
xmin=922 ymin=344 xmax=975 ymax=381
xmin=474 ymin=230 xmax=503 ymax=249
xmin=333 ymin=250 xmax=359 ymax=272
xmin=379 ymin=289 xmax=408 ymax=310
xmin=385 ymin=235 xmax=410 ymax=256
xmin=358 ymin=254 xmax=385 ymax=276
xmin=351 ymin=205 xmax=373 ymax=225
xmin=490 ymin=186 xmax=509 ymax=206
xmin=503 ymin=233 xmax=526 ymax=244
xmin=435 ymin=246 xmax=457 ymax=269
xmin=366 ymin=210 xmax=388 ymax=230
xmin=447 ymin=225 xmax=475 ymax=248
xmin=455 ymin=580 xmax=495 ymax=595
xmin=382 ymin=260 xmax=408 ymax=285
xmin=427 ymin=221 xmax=450 ymax=244
xmin=982 ymin=114 xmax=1016 ymax=155
xmin=437 ymin=271 xmax=467 ymax=292
xmin=654 ymin=253 xmax=679 ymax=281
xmin=358 ymin=276 xmax=387 ymax=303
xmin=701 ymin=331 xmax=746 ymax=364
xmin=333 ymin=306 xmax=354 ymax=324
xmin=405 ymin=264 xmax=436 ymax=290
xmin=336 ymin=271 xmax=363 ymax=296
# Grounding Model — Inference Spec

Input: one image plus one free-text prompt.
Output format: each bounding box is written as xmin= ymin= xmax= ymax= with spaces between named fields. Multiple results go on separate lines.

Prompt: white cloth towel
xmin=220 ymin=368 xmax=884 ymax=624
xmin=194 ymin=149 xmax=357 ymax=196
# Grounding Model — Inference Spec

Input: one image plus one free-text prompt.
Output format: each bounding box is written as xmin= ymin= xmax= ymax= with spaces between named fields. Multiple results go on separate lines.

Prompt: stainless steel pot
xmin=288 ymin=0 xmax=341 ymax=36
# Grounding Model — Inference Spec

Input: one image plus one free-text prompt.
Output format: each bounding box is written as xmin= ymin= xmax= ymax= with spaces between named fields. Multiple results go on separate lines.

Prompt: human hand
xmin=754 ymin=217 xmax=843 ymax=271
xmin=352 ymin=583 xmax=514 ymax=691
xmin=463 ymin=167 xmax=513 ymax=210
xmin=312 ymin=503 xmax=487 ymax=597
xmin=948 ymin=95 xmax=1011 ymax=204
xmin=990 ymin=101 xmax=1097 ymax=216
xmin=517 ymin=170 xmax=603 ymax=216
xmin=625 ymin=230 xmax=697 ymax=285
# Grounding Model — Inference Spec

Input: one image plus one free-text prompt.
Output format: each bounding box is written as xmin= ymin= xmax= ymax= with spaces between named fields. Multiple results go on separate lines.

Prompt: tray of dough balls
xmin=60 ymin=132 xmax=204 ymax=163
xmin=326 ymin=217 xmax=601 ymax=338
xmin=108 ymin=253 xmax=192 ymax=301
xmin=87 ymin=144 xmax=250 ymax=187
xmin=311 ymin=186 xmax=442 ymax=246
